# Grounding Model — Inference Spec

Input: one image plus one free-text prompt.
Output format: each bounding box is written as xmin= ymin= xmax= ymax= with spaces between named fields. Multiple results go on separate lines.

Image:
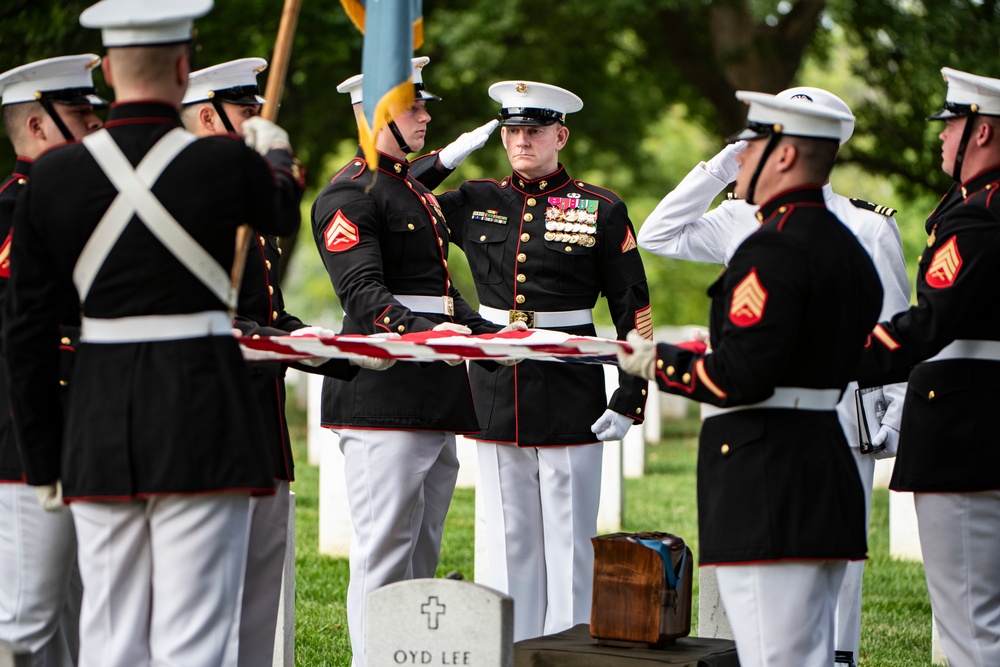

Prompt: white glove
xmin=872 ymin=424 xmax=900 ymax=460
xmin=288 ymin=326 xmax=337 ymax=367
xmin=33 ymin=481 xmax=65 ymax=511
xmin=432 ymin=322 xmax=472 ymax=365
xmin=494 ymin=320 xmax=528 ymax=366
xmin=347 ymin=332 xmax=400 ymax=371
xmin=289 ymin=326 xmax=337 ymax=338
xmin=704 ymin=141 xmax=747 ymax=184
xmin=432 ymin=322 xmax=472 ymax=335
xmin=616 ymin=329 xmax=657 ymax=381
xmin=688 ymin=326 xmax=711 ymax=349
xmin=591 ymin=409 xmax=633 ymax=441
xmin=242 ymin=116 xmax=291 ymax=155
xmin=437 ymin=120 xmax=500 ymax=170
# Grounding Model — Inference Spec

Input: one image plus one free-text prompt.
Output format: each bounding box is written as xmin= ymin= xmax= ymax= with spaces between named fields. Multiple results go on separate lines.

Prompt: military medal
xmin=545 ymin=196 xmax=598 ymax=247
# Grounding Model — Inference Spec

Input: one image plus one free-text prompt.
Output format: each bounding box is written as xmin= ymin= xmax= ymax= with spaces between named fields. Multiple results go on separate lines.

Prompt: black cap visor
xmin=416 ymin=83 xmax=440 ymax=102
xmin=44 ymin=87 xmax=109 ymax=109
xmin=725 ymin=120 xmax=774 ymax=144
xmin=499 ymin=106 xmax=565 ymax=127
xmin=213 ymin=85 xmax=266 ymax=106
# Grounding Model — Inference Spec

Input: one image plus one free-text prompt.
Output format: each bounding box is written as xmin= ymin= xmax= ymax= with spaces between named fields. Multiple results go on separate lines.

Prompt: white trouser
xmin=235 ymin=481 xmax=290 ymax=667
xmin=915 ymin=491 xmax=1000 ymax=667
xmin=717 ymin=560 xmax=847 ymax=667
xmin=477 ymin=441 xmax=603 ymax=642
xmin=834 ymin=445 xmax=875 ymax=660
xmin=71 ymin=494 xmax=252 ymax=667
xmin=338 ymin=429 xmax=459 ymax=667
xmin=0 ymin=483 xmax=81 ymax=667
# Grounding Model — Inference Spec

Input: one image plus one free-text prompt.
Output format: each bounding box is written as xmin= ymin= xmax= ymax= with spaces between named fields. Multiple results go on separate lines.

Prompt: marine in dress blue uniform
xmin=432 ymin=81 xmax=651 ymax=640
xmin=182 ymin=57 xmax=368 ymax=667
xmin=619 ymin=92 xmax=882 ymax=667
xmin=310 ymin=59 xmax=502 ymax=667
xmin=3 ymin=3 xmax=296 ymax=664
xmin=856 ymin=68 xmax=1000 ymax=667
xmin=0 ymin=53 xmax=106 ymax=666
xmin=636 ymin=87 xmax=911 ymax=663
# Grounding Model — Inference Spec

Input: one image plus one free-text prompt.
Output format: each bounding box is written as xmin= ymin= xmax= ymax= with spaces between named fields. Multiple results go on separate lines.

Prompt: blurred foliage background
xmin=3 ymin=0 xmax=1000 ymax=327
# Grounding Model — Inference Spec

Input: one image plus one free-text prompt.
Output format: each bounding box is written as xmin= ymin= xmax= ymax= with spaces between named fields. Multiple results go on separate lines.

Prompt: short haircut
xmin=784 ymin=135 xmax=839 ymax=183
xmin=2 ymin=101 xmax=41 ymax=149
xmin=108 ymin=43 xmax=188 ymax=87
xmin=178 ymin=101 xmax=207 ymax=130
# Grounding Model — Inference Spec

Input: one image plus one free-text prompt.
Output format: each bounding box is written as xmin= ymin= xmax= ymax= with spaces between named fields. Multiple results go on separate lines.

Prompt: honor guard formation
xmin=0 ymin=1 xmax=998 ymax=667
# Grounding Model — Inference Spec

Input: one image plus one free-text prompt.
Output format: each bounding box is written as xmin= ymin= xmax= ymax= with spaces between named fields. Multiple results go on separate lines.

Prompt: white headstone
xmin=318 ymin=428 xmax=352 ymax=558
xmin=307 ymin=372 xmax=326 ymax=466
xmin=889 ymin=490 xmax=923 ymax=562
xmin=454 ymin=434 xmax=479 ymax=489
xmin=0 ymin=640 xmax=30 ymax=667
xmin=273 ymin=492 xmax=296 ymax=667
xmin=697 ymin=566 xmax=734 ymax=640
xmin=644 ymin=386 xmax=662 ymax=444
xmin=366 ymin=579 xmax=513 ymax=667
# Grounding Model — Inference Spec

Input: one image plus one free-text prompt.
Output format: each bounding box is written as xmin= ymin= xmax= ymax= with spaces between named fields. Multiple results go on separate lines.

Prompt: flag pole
xmin=231 ymin=0 xmax=303 ymax=314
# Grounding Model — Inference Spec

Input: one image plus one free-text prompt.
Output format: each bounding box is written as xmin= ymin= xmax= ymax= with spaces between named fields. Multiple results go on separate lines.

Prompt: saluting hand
xmin=437 ymin=119 xmax=500 ymax=170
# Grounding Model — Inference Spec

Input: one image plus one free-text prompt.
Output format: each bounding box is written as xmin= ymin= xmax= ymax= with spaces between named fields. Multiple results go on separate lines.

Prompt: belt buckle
xmin=443 ymin=296 xmax=455 ymax=316
xmin=510 ymin=310 xmax=534 ymax=328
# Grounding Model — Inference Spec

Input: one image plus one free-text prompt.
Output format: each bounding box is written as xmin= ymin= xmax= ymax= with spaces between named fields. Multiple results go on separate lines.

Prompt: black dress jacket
xmin=4 ymin=101 xmax=294 ymax=499
xmin=654 ymin=186 xmax=882 ymax=564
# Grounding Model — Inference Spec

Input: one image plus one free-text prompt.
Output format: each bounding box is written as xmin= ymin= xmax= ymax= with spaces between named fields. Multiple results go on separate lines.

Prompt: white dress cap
xmin=488 ymin=81 xmax=583 ymax=126
xmin=336 ymin=56 xmax=439 ymax=104
xmin=80 ymin=0 xmax=213 ymax=48
xmin=184 ymin=58 xmax=267 ymax=106
xmin=731 ymin=90 xmax=853 ymax=142
xmin=0 ymin=54 xmax=105 ymax=106
xmin=776 ymin=86 xmax=855 ymax=145
xmin=928 ymin=67 xmax=1000 ymax=120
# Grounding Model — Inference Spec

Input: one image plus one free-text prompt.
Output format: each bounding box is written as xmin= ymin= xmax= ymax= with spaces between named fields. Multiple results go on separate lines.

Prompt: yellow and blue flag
xmin=340 ymin=0 xmax=423 ymax=167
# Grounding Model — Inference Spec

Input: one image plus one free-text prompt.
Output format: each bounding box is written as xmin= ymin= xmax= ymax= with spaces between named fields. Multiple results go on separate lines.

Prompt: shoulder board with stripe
xmin=849 ymin=197 xmax=897 ymax=217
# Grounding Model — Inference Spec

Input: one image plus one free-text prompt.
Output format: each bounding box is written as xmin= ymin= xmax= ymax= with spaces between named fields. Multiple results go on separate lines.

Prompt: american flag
xmin=239 ymin=329 xmax=626 ymax=365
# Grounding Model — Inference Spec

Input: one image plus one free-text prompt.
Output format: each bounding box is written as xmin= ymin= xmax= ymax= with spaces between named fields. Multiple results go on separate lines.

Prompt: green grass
xmin=288 ymin=409 xmax=936 ymax=666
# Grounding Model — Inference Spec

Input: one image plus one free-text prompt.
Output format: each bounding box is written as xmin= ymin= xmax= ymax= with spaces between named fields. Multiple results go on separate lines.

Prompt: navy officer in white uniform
xmin=637 ymin=86 xmax=910 ymax=664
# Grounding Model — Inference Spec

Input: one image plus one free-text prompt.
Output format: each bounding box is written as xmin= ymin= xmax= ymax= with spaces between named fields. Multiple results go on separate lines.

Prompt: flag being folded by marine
xmin=239 ymin=329 xmax=626 ymax=365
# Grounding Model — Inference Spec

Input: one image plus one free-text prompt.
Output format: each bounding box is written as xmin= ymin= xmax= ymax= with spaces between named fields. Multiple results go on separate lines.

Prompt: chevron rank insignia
xmin=729 ymin=268 xmax=768 ymax=327
xmin=925 ymin=236 xmax=962 ymax=289
xmin=635 ymin=304 xmax=653 ymax=340
xmin=849 ymin=198 xmax=898 ymax=217
xmin=324 ymin=211 xmax=360 ymax=252
xmin=621 ymin=226 xmax=637 ymax=253
xmin=0 ymin=230 xmax=10 ymax=278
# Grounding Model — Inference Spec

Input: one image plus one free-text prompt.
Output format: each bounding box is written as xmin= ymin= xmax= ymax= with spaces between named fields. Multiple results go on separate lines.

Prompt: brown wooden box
xmin=590 ymin=532 xmax=694 ymax=648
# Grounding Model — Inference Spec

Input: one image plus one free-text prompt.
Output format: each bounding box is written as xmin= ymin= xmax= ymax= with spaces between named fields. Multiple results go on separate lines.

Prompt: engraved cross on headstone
xmin=421 ymin=596 xmax=447 ymax=630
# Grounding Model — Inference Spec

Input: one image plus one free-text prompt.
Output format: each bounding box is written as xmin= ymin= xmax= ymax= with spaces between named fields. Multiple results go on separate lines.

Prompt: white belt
xmin=81 ymin=311 xmax=232 ymax=343
xmin=701 ymin=387 xmax=841 ymax=418
xmin=394 ymin=294 xmax=455 ymax=315
xmin=927 ymin=339 xmax=1000 ymax=362
xmin=479 ymin=305 xmax=593 ymax=329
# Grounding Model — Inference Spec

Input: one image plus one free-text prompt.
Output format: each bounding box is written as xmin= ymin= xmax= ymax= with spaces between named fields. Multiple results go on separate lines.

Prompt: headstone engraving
xmin=366 ymin=579 xmax=513 ymax=667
